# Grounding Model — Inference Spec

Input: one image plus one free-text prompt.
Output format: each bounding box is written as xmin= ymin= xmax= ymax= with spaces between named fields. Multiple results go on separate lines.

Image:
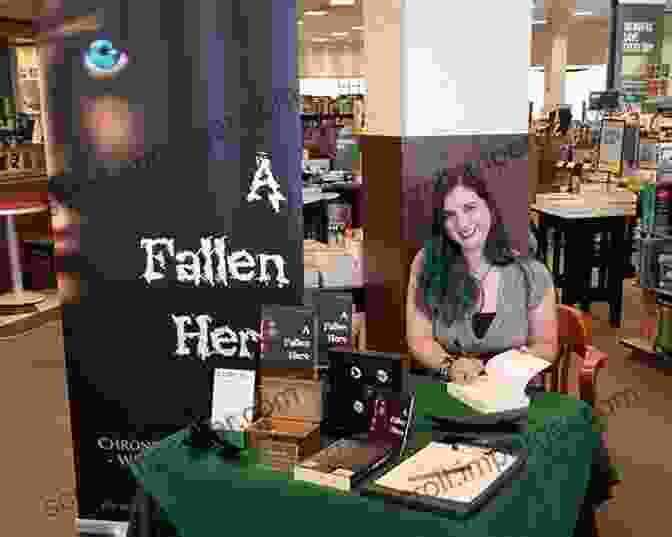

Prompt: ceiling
xmin=300 ymin=0 xmax=614 ymax=48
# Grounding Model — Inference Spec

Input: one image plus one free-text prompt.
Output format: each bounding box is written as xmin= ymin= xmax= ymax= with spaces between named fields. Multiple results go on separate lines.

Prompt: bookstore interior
xmin=3 ymin=1 xmax=672 ymax=537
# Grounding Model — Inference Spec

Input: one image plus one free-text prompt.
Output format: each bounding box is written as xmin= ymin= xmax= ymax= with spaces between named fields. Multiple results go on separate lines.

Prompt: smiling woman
xmin=406 ymin=164 xmax=558 ymax=383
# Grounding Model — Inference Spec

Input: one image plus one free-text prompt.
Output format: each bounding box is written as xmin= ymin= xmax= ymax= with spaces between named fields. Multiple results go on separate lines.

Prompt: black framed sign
xmin=47 ymin=0 xmax=302 ymax=522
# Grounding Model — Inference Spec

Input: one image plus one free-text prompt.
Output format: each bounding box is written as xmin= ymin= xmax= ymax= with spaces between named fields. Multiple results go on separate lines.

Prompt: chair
xmin=545 ymin=304 xmax=605 ymax=406
xmin=547 ymin=304 xmax=611 ymax=537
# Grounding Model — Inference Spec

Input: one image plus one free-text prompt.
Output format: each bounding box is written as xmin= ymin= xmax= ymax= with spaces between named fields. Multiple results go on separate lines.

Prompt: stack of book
xmin=655 ymin=184 xmax=672 ymax=237
xmin=658 ymin=253 xmax=672 ymax=292
xmin=639 ymin=238 xmax=664 ymax=289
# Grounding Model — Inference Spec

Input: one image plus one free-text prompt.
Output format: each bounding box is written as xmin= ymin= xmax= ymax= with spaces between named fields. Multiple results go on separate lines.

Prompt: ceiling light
xmin=574 ymin=11 xmax=592 ymax=16
xmin=312 ymin=38 xmax=329 ymax=43
xmin=329 ymin=0 xmax=356 ymax=5
xmin=532 ymin=20 xmax=546 ymax=25
xmin=331 ymin=32 xmax=349 ymax=37
xmin=297 ymin=20 xmax=303 ymax=25
xmin=305 ymin=10 xmax=328 ymax=16
xmin=351 ymin=26 xmax=364 ymax=30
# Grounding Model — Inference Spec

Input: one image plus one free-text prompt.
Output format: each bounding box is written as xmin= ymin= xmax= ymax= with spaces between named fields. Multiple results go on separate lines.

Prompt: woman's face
xmin=442 ymin=185 xmax=492 ymax=253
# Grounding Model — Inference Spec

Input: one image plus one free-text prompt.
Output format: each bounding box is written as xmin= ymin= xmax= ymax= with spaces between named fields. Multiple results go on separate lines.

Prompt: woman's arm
xmin=406 ymin=250 xmax=452 ymax=370
xmin=526 ymin=285 xmax=559 ymax=362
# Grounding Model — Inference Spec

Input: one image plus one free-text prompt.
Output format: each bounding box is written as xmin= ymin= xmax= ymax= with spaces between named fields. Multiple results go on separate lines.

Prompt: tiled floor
xmin=573 ymin=279 xmax=672 ymax=536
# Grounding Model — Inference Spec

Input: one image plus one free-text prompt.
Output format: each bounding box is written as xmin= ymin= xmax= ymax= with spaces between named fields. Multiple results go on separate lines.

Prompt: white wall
xmin=529 ymin=65 xmax=607 ymax=118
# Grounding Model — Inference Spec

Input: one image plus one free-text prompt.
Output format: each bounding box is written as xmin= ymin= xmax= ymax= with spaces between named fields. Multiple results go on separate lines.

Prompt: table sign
xmin=211 ymin=369 xmax=256 ymax=431
xmin=598 ymin=119 xmax=625 ymax=176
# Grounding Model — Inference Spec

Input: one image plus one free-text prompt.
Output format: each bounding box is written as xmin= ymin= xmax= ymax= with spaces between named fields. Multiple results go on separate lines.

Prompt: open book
xmin=445 ymin=350 xmax=551 ymax=413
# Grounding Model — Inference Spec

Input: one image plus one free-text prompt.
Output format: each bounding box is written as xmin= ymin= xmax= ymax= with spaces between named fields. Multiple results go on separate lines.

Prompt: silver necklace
xmin=471 ymin=263 xmax=493 ymax=282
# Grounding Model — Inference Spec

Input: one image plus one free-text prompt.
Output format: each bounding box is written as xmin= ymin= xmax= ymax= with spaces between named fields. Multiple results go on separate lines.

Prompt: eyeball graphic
xmin=353 ymin=400 xmax=364 ymax=414
xmin=350 ymin=366 xmax=362 ymax=380
xmin=376 ymin=369 xmax=389 ymax=383
xmin=84 ymin=39 xmax=129 ymax=80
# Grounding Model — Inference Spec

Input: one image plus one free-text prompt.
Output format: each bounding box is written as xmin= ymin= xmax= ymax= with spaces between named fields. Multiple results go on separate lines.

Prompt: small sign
xmin=211 ymin=368 xmax=256 ymax=431
xmin=260 ymin=305 xmax=318 ymax=368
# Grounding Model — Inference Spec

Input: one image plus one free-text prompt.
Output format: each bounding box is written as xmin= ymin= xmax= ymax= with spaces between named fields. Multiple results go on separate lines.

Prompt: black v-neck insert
xmin=472 ymin=312 xmax=496 ymax=339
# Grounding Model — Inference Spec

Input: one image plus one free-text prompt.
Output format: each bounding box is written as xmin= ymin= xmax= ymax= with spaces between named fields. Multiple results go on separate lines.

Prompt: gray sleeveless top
xmin=433 ymin=259 xmax=554 ymax=355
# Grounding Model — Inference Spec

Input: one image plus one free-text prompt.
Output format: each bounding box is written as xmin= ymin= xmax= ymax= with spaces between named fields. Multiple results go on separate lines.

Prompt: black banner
xmin=45 ymin=0 xmax=301 ymax=520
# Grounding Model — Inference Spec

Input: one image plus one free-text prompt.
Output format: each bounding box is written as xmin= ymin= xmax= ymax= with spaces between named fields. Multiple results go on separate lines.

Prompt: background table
xmin=0 ymin=201 xmax=48 ymax=306
xmin=531 ymin=205 xmax=627 ymax=327
xmin=126 ymin=377 xmax=601 ymax=537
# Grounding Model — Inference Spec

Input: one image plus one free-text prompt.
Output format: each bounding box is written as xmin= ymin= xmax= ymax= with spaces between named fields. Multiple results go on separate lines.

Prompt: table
xmin=0 ymin=291 xmax=77 ymax=537
xmin=531 ymin=205 xmax=627 ymax=327
xmin=0 ymin=201 xmax=48 ymax=306
xmin=126 ymin=378 xmax=602 ymax=537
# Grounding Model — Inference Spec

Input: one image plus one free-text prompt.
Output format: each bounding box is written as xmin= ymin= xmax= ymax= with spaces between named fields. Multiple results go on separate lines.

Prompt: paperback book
xmin=293 ymin=393 xmax=415 ymax=491
xmin=445 ymin=350 xmax=551 ymax=414
xmin=260 ymin=305 xmax=319 ymax=369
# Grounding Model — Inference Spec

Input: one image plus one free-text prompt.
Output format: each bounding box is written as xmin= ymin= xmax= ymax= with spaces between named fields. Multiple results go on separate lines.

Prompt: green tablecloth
xmin=129 ymin=380 xmax=599 ymax=537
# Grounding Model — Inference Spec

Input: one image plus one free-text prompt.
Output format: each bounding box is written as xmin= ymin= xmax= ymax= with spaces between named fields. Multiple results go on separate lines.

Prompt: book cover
xmin=294 ymin=393 xmax=415 ymax=491
xmin=260 ymin=305 xmax=318 ymax=369
xmin=314 ymin=291 xmax=352 ymax=364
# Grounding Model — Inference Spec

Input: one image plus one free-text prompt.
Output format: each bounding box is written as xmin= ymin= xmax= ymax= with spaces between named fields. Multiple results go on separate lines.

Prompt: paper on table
xmin=374 ymin=442 xmax=516 ymax=503
xmin=211 ymin=369 xmax=256 ymax=431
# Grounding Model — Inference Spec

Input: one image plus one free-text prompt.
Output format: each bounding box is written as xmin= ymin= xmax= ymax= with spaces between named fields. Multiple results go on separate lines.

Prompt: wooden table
xmin=0 ymin=201 xmax=49 ymax=306
xmin=531 ymin=205 xmax=629 ymax=327
xmin=0 ymin=291 xmax=77 ymax=537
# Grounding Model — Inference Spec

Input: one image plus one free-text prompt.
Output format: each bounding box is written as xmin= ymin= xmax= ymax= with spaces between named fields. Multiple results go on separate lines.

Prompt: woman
xmin=406 ymin=165 xmax=558 ymax=383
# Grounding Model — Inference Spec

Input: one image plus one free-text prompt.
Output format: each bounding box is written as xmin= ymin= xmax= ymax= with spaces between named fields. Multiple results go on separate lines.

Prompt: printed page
xmin=211 ymin=369 xmax=256 ymax=431
xmin=375 ymin=442 xmax=516 ymax=503
xmin=484 ymin=349 xmax=551 ymax=383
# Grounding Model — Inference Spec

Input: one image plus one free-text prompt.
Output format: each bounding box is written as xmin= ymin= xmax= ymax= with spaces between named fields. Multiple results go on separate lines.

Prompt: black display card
xmin=260 ymin=305 xmax=319 ymax=369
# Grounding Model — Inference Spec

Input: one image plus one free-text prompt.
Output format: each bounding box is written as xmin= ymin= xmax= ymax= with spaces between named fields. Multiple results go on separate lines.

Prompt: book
xmin=314 ymin=291 xmax=353 ymax=366
xmin=294 ymin=393 xmax=415 ymax=491
xmin=293 ymin=438 xmax=393 ymax=492
xmin=260 ymin=305 xmax=319 ymax=369
xmin=445 ymin=350 xmax=551 ymax=414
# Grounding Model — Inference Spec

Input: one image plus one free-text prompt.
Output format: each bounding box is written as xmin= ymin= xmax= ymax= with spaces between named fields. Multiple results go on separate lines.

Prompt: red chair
xmin=549 ymin=305 xmax=611 ymax=537
xmin=546 ymin=304 xmax=608 ymax=407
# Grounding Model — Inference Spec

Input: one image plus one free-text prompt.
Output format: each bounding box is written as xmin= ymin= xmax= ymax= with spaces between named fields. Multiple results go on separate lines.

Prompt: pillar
xmin=361 ymin=0 xmax=532 ymax=355
xmin=543 ymin=0 xmax=575 ymax=113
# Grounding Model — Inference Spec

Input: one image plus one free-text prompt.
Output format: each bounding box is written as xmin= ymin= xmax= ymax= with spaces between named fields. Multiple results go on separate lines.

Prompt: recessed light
xmin=574 ymin=11 xmax=592 ymax=16
xmin=351 ymin=26 xmax=364 ymax=30
xmin=312 ymin=38 xmax=329 ymax=43
xmin=331 ymin=32 xmax=349 ymax=37
xmin=305 ymin=10 xmax=328 ymax=16
xmin=329 ymin=0 xmax=355 ymax=5
xmin=532 ymin=20 xmax=546 ymax=25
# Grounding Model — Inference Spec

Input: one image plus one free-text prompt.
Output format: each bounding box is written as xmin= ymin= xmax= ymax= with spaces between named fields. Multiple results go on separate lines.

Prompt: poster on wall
xmin=44 ymin=0 xmax=301 ymax=522
xmin=598 ymin=119 xmax=626 ymax=175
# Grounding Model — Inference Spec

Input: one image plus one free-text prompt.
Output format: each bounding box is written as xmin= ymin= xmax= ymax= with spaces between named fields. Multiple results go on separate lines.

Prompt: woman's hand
xmin=450 ymin=357 xmax=485 ymax=385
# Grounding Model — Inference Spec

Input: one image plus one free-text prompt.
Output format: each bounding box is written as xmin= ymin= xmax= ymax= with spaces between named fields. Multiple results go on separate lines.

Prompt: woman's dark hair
xmin=417 ymin=163 xmax=528 ymax=326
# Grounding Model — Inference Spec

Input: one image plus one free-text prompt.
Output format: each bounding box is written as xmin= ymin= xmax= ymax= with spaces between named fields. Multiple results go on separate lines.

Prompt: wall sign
xmin=623 ymin=20 xmax=656 ymax=53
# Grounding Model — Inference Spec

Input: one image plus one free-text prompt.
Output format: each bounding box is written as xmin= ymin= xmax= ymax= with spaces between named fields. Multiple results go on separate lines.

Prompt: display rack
xmin=621 ymin=135 xmax=672 ymax=359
